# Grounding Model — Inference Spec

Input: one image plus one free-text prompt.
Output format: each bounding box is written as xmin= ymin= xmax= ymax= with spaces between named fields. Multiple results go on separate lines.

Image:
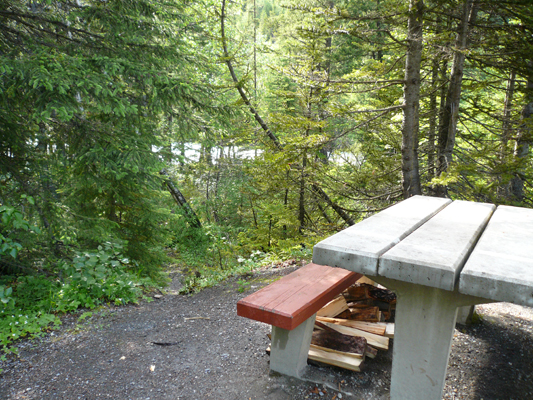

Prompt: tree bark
xmin=498 ymin=70 xmax=516 ymax=199
xmin=213 ymin=158 xmax=221 ymax=224
xmin=435 ymin=0 xmax=477 ymax=197
xmin=501 ymin=70 xmax=516 ymax=155
xmin=427 ymin=58 xmax=439 ymax=181
xmin=317 ymin=201 xmax=333 ymax=224
xmin=510 ymin=64 xmax=533 ymax=202
xmin=160 ymin=169 xmax=202 ymax=229
xmin=299 ymin=151 xmax=307 ymax=233
xmin=427 ymin=16 xmax=444 ymax=182
xmin=401 ymin=0 xmax=424 ymax=198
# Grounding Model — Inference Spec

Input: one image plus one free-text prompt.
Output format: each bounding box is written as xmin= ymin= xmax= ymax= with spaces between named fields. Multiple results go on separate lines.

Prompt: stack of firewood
xmin=268 ymin=276 xmax=396 ymax=372
xmin=308 ymin=276 xmax=396 ymax=371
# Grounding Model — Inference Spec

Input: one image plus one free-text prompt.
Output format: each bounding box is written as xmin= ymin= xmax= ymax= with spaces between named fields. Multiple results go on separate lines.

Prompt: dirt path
xmin=1 ymin=265 xmax=533 ymax=400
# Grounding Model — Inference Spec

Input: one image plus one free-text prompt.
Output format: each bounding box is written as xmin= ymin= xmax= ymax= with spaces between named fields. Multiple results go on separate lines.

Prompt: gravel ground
xmin=1 ymin=264 xmax=532 ymax=400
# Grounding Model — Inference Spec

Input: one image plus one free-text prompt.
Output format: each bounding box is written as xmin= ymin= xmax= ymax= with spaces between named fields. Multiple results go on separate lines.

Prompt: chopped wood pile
xmin=270 ymin=276 xmax=396 ymax=372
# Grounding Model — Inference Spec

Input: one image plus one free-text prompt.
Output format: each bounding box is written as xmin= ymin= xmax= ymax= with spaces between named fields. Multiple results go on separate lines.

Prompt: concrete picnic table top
xmin=312 ymin=195 xmax=533 ymax=400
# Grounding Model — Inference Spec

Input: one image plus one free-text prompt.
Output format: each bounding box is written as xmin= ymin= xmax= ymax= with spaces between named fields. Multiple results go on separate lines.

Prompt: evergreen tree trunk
xmin=213 ymin=158 xmax=221 ymax=224
xmin=401 ymin=0 xmax=424 ymax=198
xmin=205 ymin=170 xmax=211 ymax=224
xmin=501 ymin=70 xmax=516 ymax=155
xmin=220 ymin=0 xmax=281 ymax=150
xmin=312 ymin=185 xmax=355 ymax=226
xmin=299 ymin=151 xmax=307 ymax=233
xmin=375 ymin=0 xmax=383 ymax=62
xmin=435 ymin=0 xmax=477 ymax=197
xmin=427 ymin=58 xmax=439 ymax=181
xmin=510 ymin=64 xmax=533 ymax=202
xmin=283 ymin=171 xmax=289 ymax=237
xmin=317 ymin=201 xmax=333 ymax=224
xmin=107 ymin=194 xmax=118 ymax=223
xmin=498 ymin=70 xmax=516 ymax=199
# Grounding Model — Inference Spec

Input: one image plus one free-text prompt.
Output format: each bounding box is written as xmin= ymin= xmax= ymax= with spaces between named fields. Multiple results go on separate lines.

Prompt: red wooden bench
xmin=237 ymin=263 xmax=360 ymax=377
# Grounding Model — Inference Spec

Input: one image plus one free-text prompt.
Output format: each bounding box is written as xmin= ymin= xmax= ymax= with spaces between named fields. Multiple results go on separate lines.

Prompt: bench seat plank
xmin=459 ymin=205 xmax=533 ymax=307
xmin=237 ymin=263 xmax=360 ymax=330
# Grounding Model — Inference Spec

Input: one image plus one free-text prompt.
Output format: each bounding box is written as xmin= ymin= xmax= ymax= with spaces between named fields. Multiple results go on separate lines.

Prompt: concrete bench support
xmin=270 ymin=313 xmax=316 ymax=377
xmin=393 ymin=284 xmax=458 ymax=399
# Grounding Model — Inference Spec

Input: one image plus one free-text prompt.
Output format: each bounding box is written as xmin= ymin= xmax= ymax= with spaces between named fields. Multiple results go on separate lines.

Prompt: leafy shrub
xmin=0 ymin=197 xmax=40 ymax=261
xmin=56 ymin=242 xmax=152 ymax=310
xmin=0 ymin=242 xmax=155 ymax=353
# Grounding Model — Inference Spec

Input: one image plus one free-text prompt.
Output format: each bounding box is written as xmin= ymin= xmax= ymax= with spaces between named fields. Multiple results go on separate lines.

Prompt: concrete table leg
xmin=369 ymin=278 xmax=492 ymax=400
xmin=270 ymin=313 xmax=316 ymax=378
xmin=456 ymin=305 xmax=475 ymax=325
xmin=390 ymin=284 xmax=461 ymax=400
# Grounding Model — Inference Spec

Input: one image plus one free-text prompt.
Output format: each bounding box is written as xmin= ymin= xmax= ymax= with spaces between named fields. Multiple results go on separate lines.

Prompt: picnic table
xmin=313 ymin=195 xmax=533 ymax=400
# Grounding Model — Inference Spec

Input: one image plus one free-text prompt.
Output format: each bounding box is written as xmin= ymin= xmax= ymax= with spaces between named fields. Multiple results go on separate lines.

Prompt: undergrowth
xmin=0 ymin=242 xmax=156 ymax=360
xmin=177 ymin=243 xmax=313 ymax=294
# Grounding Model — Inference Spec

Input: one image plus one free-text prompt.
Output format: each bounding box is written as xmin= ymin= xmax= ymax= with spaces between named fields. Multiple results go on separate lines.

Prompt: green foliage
xmin=0 ymin=286 xmax=14 ymax=309
xmin=63 ymin=132 xmax=174 ymax=277
xmin=0 ymin=0 xmax=229 ymax=280
xmin=0 ymin=199 xmax=40 ymax=260
xmin=177 ymin=234 xmax=313 ymax=295
xmin=55 ymin=242 xmax=153 ymax=310
xmin=236 ymin=279 xmax=251 ymax=293
xmin=0 ymin=242 xmax=155 ymax=353
xmin=0 ymin=308 xmax=59 ymax=353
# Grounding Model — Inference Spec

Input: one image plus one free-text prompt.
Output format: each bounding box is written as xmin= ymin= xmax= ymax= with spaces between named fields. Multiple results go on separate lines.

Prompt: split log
xmin=308 ymin=346 xmax=364 ymax=372
xmin=347 ymin=301 xmax=393 ymax=321
xmin=368 ymin=285 xmax=397 ymax=304
xmin=266 ymin=345 xmax=364 ymax=372
xmin=385 ymin=323 xmax=395 ymax=338
xmin=356 ymin=276 xmax=377 ymax=286
xmin=314 ymin=320 xmax=338 ymax=333
xmin=345 ymin=284 xmax=372 ymax=301
xmin=316 ymin=316 xmax=386 ymax=336
xmin=316 ymin=317 xmax=395 ymax=339
xmin=345 ymin=283 xmax=396 ymax=305
xmin=311 ymin=330 xmax=367 ymax=358
xmin=366 ymin=345 xmax=378 ymax=359
xmin=347 ymin=299 xmax=376 ymax=308
xmin=317 ymin=295 xmax=348 ymax=318
xmin=337 ymin=306 xmax=381 ymax=322
xmin=317 ymin=321 xmax=389 ymax=351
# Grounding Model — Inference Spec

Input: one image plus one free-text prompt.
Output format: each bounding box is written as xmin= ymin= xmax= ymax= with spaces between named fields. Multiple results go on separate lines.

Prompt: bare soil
xmin=1 ymin=264 xmax=533 ymax=400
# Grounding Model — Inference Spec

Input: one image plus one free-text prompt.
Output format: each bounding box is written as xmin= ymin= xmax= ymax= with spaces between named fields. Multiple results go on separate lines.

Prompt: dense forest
xmin=1 ymin=0 xmax=532 ymax=353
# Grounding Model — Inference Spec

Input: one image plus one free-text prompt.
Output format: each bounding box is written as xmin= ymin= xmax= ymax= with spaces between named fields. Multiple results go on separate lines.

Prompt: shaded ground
xmin=1 ymin=264 xmax=532 ymax=400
